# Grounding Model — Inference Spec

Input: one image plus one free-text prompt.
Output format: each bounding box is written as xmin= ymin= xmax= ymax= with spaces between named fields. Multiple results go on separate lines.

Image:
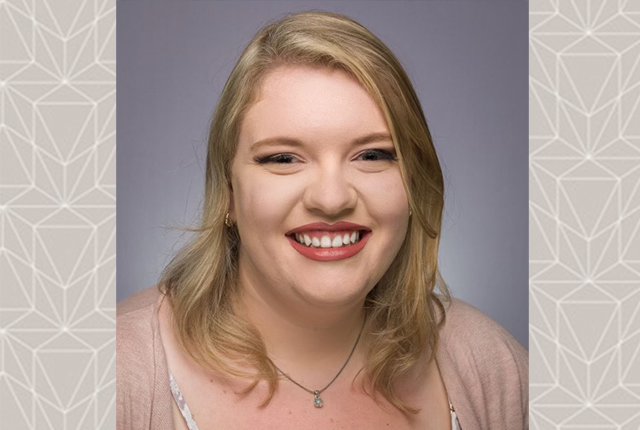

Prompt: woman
xmin=117 ymin=11 xmax=528 ymax=430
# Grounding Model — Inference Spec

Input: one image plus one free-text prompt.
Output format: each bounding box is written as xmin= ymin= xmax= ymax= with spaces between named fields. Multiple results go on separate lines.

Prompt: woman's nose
xmin=302 ymin=164 xmax=358 ymax=217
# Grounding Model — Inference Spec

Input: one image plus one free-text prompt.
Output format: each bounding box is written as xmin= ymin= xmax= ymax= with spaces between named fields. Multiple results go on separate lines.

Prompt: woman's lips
xmin=286 ymin=221 xmax=370 ymax=235
xmin=287 ymin=231 xmax=371 ymax=261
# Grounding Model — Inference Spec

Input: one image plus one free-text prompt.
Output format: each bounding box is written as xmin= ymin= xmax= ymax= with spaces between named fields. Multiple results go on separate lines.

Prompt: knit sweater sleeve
xmin=439 ymin=298 xmax=529 ymax=430
xmin=116 ymin=289 xmax=162 ymax=430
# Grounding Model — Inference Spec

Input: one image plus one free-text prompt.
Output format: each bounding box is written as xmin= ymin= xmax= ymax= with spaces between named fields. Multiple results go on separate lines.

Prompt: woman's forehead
xmin=239 ymin=65 xmax=389 ymax=149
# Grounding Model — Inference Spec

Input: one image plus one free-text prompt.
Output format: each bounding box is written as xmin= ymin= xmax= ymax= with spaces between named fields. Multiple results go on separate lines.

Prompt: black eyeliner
xmin=361 ymin=149 xmax=397 ymax=161
xmin=255 ymin=154 xmax=296 ymax=164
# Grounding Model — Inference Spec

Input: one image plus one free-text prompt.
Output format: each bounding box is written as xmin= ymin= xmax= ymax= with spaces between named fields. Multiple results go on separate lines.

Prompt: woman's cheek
xmin=239 ymin=176 xmax=301 ymax=225
xmin=357 ymin=172 xmax=408 ymax=218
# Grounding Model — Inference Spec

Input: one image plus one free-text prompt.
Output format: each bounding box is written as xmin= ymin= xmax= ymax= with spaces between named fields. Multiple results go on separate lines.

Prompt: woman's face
xmin=230 ymin=65 xmax=410 ymax=308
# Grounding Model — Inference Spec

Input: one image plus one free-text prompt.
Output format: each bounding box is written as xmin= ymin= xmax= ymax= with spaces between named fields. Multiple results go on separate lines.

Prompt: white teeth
xmin=293 ymin=231 xmax=364 ymax=248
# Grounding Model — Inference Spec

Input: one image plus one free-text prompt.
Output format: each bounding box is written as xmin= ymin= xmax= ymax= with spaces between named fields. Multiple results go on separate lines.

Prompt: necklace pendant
xmin=313 ymin=390 xmax=323 ymax=408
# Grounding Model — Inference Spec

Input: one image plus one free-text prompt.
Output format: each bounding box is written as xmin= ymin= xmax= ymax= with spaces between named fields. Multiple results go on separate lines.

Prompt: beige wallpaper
xmin=530 ymin=0 xmax=640 ymax=428
xmin=0 ymin=0 xmax=116 ymax=428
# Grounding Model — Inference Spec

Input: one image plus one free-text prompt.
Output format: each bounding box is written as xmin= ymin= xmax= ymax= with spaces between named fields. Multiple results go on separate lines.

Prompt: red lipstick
xmin=286 ymin=222 xmax=370 ymax=236
xmin=286 ymin=222 xmax=372 ymax=261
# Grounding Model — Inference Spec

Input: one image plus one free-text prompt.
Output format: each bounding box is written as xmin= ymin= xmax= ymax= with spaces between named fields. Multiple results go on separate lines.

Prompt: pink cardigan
xmin=117 ymin=287 xmax=528 ymax=429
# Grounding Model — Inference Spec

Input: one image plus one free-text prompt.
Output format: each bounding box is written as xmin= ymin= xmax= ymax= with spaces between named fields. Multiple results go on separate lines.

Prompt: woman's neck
xmin=235 ymin=267 xmax=373 ymax=390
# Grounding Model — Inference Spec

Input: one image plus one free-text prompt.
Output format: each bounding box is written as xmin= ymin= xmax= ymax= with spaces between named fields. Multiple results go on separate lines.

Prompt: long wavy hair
xmin=158 ymin=10 xmax=450 ymax=415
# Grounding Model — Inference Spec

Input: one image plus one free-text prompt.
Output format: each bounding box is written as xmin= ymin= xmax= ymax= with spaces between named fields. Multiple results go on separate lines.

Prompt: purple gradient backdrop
xmin=116 ymin=1 xmax=528 ymax=348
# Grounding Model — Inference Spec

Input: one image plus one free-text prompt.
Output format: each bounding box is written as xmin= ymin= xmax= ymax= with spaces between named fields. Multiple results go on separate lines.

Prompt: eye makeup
xmin=255 ymin=154 xmax=298 ymax=164
xmin=255 ymin=149 xmax=397 ymax=164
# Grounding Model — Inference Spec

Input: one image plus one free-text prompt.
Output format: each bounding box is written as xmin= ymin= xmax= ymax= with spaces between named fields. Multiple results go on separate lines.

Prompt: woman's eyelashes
xmin=255 ymin=149 xmax=397 ymax=164
xmin=357 ymin=149 xmax=397 ymax=162
xmin=255 ymin=153 xmax=297 ymax=164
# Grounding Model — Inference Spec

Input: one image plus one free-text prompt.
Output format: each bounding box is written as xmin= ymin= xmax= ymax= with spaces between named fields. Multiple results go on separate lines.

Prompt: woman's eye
xmin=357 ymin=149 xmax=397 ymax=162
xmin=255 ymin=149 xmax=396 ymax=165
xmin=255 ymin=154 xmax=298 ymax=164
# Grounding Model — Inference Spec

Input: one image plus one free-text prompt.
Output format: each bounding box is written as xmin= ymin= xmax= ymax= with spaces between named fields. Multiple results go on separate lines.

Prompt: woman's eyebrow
xmin=249 ymin=132 xmax=393 ymax=151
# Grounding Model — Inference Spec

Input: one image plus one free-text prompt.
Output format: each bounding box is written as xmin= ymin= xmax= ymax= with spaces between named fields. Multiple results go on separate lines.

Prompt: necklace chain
xmin=270 ymin=314 xmax=367 ymax=405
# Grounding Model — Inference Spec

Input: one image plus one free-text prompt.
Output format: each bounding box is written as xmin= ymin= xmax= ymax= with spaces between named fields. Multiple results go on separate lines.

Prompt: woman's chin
xmin=293 ymin=283 xmax=368 ymax=309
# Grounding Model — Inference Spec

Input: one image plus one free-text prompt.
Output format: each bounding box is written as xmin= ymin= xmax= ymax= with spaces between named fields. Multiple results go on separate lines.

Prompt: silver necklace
xmin=270 ymin=314 xmax=367 ymax=409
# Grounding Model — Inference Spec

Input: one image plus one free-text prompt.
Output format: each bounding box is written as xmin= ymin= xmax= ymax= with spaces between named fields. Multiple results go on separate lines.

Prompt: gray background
xmin=116 ymin=1 xmax=529 ymax=349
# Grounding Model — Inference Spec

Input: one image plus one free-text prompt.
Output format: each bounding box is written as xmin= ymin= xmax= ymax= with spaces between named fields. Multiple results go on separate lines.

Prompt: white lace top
xmin=169 ymin=371 xmax=462 ymax=429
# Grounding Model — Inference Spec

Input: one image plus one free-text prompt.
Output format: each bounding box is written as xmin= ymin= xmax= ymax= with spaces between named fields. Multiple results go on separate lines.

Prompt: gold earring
xmin=224 ymin=212 xmax=232 ymax=227
xmin=409 ymin=209 xmax=413 ymax=217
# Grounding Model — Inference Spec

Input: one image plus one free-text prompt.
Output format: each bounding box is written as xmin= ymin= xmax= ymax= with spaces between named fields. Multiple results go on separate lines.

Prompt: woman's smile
xmin=287 ymin=229 xmax=373 ymax=261
xmin=292 ymin=230 xmax=364 ymax=248
xmin=285 ymin=221 xmax=372 ymax=260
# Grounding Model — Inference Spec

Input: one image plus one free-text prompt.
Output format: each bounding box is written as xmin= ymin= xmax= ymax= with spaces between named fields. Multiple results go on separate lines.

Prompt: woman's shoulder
xmin=436 ymin=295 xmax=529 ymax=429
xmin=438 ymin=295 xmax=528 ymax=370
xmin=116 ymin=285 xmax=165 ymax=364
xmin=439 ymin=296 xmax=525 ymax=348
xmin=117 ymin=285 xmax=164 ymax=317
xmin=116 ymin=286 xmax=169 ymax=430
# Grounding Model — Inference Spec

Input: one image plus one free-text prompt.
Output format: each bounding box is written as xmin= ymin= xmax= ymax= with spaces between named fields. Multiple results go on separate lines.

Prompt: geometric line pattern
xmin=530 ymin=0 xmax=640 ymax=428
xmin=0 ymin=0 xmax=115 ymax=428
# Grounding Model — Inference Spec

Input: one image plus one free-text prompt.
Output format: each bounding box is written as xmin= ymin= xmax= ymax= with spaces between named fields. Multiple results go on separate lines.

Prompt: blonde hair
xmin=158 ymin=10 xmax=450 ymax=415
